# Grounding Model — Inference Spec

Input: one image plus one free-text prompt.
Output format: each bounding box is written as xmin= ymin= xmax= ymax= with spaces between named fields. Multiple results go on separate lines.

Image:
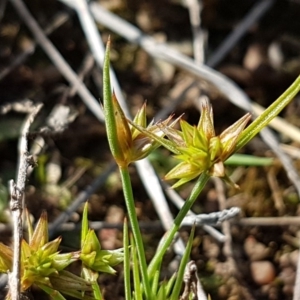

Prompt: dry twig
xmin=267 ymin=167 xmax=286 ymax=214
xmin=185 ymin=0 xmax=205 ymax=64
xmin=0 ymin=12 xmax=69 ymax=81
xmin=180 ymin=261 xmax=207 ymax=300
xmin=207 ymin=0 xmax=275 ymax=67
xmin=9 ymin=0 xmax=104 ymax=122
xmin=8 ymin=103 xmax=42 ymax=300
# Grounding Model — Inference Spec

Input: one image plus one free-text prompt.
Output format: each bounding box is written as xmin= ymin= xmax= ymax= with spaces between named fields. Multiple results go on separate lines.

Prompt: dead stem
xmin=9 ymin=103 xmax=42 ymax=300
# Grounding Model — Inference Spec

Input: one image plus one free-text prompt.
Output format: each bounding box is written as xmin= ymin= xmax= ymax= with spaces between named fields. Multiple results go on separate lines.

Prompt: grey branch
xmin=8 ymin=103 xmax=42 ymax=300
xmin=182 ymin=207 xmax=241 ymax=227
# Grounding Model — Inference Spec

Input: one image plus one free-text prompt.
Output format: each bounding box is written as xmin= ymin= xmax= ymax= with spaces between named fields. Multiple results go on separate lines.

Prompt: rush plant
xmin=0 ymin=205 xmax=123 ymax=300
xmin=103 ymin=39 xmax=300 ymax=299
xmin=1 ymin=40 xmax=299 ymax=299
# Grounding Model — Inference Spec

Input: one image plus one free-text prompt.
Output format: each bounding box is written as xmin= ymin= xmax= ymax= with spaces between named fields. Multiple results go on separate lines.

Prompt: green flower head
xmin=159 ymin=98 xmax=251 ymax=188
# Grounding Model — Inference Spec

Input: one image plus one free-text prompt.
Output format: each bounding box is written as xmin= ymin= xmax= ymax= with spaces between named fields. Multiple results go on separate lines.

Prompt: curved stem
xmin=148 ymin=172 xmax=210 ymax=277
xmin=236 ymin=75 xmax=300 ymax=151
xmin=119 ymin=166 xmax=152 ymax=299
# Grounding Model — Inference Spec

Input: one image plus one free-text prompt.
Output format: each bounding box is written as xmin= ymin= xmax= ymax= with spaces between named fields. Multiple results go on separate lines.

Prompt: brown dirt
xmin=1 ymin=0 xmax=300 ymax=299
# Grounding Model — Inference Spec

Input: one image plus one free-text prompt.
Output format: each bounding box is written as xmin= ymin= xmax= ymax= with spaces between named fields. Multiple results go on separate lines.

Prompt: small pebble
xmin=250 ymin=261 xmax=276 ymax=285
xmin=244 ymin=235 xmax=270 ymax=261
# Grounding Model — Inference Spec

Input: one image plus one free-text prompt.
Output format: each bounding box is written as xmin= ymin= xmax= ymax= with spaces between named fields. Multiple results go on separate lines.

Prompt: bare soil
xmin=1 ymin=0 xmax=300 ymax=299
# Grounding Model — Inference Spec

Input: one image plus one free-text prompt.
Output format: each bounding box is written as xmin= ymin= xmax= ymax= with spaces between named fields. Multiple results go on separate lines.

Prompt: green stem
xmin=147 ymin=172 xmax=210 ymax=277
xmin=119 ymin=166 xmax=152 ymax=299
xmin=123 ymin=219 xmax=131 ymax=300
xmin=236 ymin=75 xmax=300 ymax=151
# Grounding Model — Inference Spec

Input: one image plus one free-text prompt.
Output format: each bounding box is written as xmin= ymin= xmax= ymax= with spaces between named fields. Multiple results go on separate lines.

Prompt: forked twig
xmin=9 ymin=0 xmax=104 ymax=122
xmin=8 ymin=103 xmax=42 ymax=300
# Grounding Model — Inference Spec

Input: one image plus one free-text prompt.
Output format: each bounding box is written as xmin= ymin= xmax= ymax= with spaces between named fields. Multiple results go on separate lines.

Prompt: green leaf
xmin=225 ymin=154 xmax=273 ymax=166
xmin=156 ymin=281 xmax=167 ymax=300
xmin=171 ymin=225 xmax=195 ymax=300
xmin=151 ymin=270 xmax=160 ymax=296
xmin=38 ymin=284 xmax=67 ymax=300
xmin=166 ymin=272 xmax=177 ymax=297
xmin=236 ymin=75 xmax=300 ymax=151
xmin=81 ymin=202 xmax=89 ymax=248
xmin=123 ymin=219 xmax=131 ymax=300
xmin=131 ymin=235 xmax=142 ymax=300
xmin=128 ymin=120 xmax=181 ymax=155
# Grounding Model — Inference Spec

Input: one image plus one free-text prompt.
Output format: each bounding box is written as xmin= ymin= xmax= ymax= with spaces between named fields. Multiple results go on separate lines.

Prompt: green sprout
xmin=80 ymin=203 xmax=124 ymax=275
xmin=0 ymin=211 xmax=92 ymax=300
xmin=103 ymin=39 xmax=300 ymax=299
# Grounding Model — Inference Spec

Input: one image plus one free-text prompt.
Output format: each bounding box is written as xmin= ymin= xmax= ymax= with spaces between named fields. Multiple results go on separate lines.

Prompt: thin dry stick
xmin=8 ymin=103 xmax=42 ymax=300
xmin=0 ymin=99 xmax=36 ymax=114
xmin=69 ymin=0 xmax=130 ymax=117
xmin=236 ymin=217 xmax=300 ymax=226
xmin=3 ymin=215 xmax=300 ymax=236
xmin=280 ymin=144 xmax=300 ymax=160
xmin=267 ymin=167 xmax=285 ymax=214
xmin=9 ymin=0 xmax=104 ymax=122
xmin=207 ymin=0 xmax=274 ymax=67
xmin=185 ymin=0 xmax=205 ymax=64
xmin=162 ymin=181 xmax=226 ymax=243
xmin=294 ymin=248 xmax=300 ymax=300
xmin=180 ymin=261 xmax=207 ymax=300
xmin=0 ymin=12 xmax=69 ymax=81
xmin=214 ymin=177 xmax=254 ymax=300
xmin=66 ymin=53 xmax=95 ymax=99
xmin=27 ymin=54 xmax=93 ymax=180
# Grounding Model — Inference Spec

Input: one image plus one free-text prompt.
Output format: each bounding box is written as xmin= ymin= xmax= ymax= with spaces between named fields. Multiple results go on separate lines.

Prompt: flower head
xmin=103 ymin=41 xmax=177 ymax=168
xmin=0 ymin=211 xmax=82 ymax=296
xmin=107 ymin=93 xmax=175 ymax=167
xmin=159 ymin=98 xmax=251 ymax=188
xmin=80 ymin=203 xmax=124 ymax=275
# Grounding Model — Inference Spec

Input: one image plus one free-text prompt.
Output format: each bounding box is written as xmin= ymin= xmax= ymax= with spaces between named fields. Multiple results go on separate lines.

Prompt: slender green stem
xmin=123 ymin=219 xmax=131 ymax=300
xmin=171 ymin=226 xmax=195 ymax=300
xmin=236 ymin=75 xmax=300 ymax=151
xmin=119 ymin=166 xmax=152 ymax=300
xmin=148 ymin=172 xmax=210 ymax=277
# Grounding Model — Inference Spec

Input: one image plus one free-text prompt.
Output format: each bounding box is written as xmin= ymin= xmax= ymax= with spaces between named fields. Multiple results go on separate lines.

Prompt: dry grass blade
xmin=185 ymin=0 xmax=205 ymax=65
xmin=207 ymin=0 xmax=275 ymax=68
xmin=9 ymin=0 xmax=104 ymax=122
